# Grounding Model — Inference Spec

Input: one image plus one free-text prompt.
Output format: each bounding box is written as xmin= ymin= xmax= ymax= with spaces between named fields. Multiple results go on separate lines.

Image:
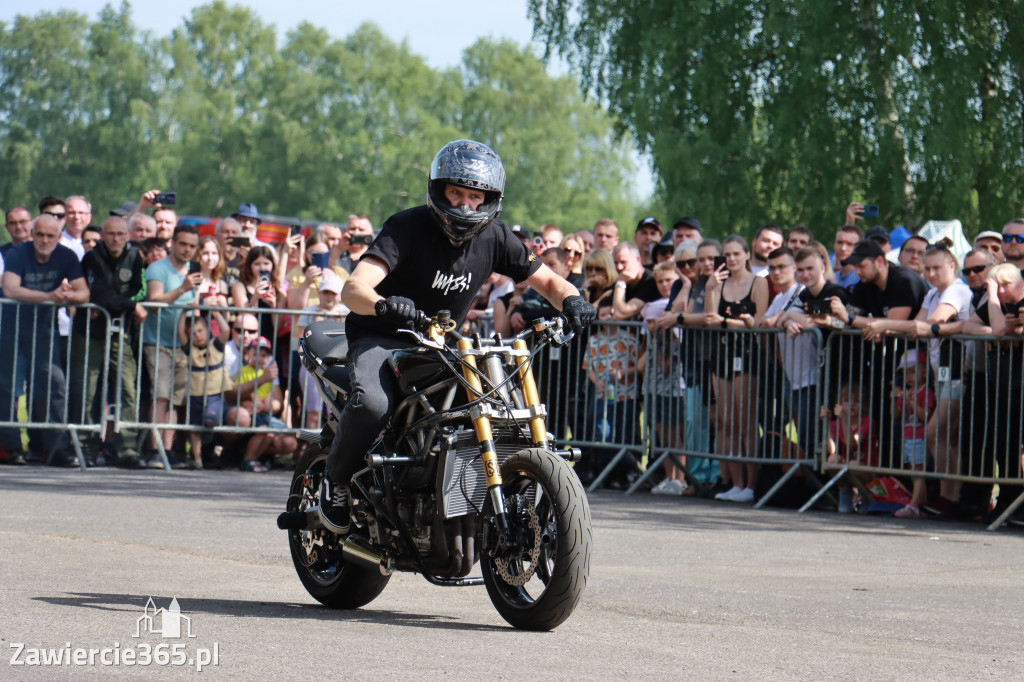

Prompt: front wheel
xmin=285 ymin=444 xmax=390 ymax=609
xmin=481 ymin=448 xmax=592 ymax=631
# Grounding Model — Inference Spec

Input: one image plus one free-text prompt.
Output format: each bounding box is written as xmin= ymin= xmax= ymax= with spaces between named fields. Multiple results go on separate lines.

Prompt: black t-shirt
xmin=799 ymin=281 xmax=851 ymax=308
xmin=624 ymin=269 xmax=661 ymax=304
xmin=849 ymin=264 xmax=929 ymax=319
xmin=345 ymin=206 xmax=542 ymax=342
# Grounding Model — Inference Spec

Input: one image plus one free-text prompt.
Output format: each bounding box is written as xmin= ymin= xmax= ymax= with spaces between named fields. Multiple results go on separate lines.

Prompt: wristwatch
xmin=931 ymin=323 xmax=941 ymax=337
xmin=848 ymin=311 xmax=857 ymax=326
xmin=677 ymin=313 xmax=684 ymax=326
xmin=374 ymin=299 xmax=387 ymax=317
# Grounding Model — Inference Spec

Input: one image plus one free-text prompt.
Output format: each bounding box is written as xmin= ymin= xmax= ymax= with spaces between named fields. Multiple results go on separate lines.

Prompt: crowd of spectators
xmin=2 ymin=192 xmax=1023 ymax=526
xmin=0 ymin=191 xmax=366 ymax=471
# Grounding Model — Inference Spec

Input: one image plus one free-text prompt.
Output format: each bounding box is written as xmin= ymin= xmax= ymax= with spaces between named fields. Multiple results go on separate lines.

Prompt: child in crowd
xmin=892 ymin=349 xmax=935 ymax=518
xmin=823 ymin=382 xmax=879 ymax=512
xmin=640 ymin=262 xmax=689 ymax=495
xmin=583 ymin=297 xmax=640 ymax=487
xmin=235 ymin=336 xmax=298 ymax=472
xmin=177 ymin=311 xmax=232 ymax=469
xmin=295 ymin=272 xmax=348 ymax=429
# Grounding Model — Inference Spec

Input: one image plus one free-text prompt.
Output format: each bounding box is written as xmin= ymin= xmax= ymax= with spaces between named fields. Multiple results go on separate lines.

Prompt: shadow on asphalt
xmin=31 ymin=592 xmax=510 ymax=633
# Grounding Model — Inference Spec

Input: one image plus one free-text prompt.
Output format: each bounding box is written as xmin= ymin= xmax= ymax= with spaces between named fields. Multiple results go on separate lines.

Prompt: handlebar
xmin=406 ymin=310 xmax=576 ymax=347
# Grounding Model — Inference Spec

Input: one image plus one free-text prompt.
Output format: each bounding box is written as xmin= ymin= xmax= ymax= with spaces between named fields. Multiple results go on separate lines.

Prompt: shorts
xmin=254 ymin=413 xmax=288 ymax=430
xmin=144 ymin=345 xmax=188 ymax=406
xmin=902 ymin=437 xmax=928 ymax=467
xmin=188 ymin=394 xmax=223 ymax=427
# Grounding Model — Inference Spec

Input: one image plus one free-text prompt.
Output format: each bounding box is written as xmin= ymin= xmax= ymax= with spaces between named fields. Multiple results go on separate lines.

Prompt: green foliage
xmin=529 ymin=0 xmax=1024 ymax=239
xmin=0 ymin=2 xmax=638 ymax=234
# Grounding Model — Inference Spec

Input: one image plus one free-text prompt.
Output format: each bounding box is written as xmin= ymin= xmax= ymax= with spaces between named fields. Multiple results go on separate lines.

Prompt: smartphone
xmin=290 ymin=224 xmax=303 ymax=237
xmin=258 ymin=269 xmax=272 ymax=287
xmin=154 ymin=191 xmax=177 ymax=205
xmin=311 ymin=251 xmax=330 ymax=269
xmin=229 ymin=235 xmax=252 ymax=248
xmin=1004 ymin=301 xmax=1021 ymax=316
xmin=861 ymin=203 xmax=879 ymax=219
xmin=806 ymin=299 xmax=832 ymax=316
xmin=349 ymin=233 xmax=374 ymax=246
xmin=533 ymin=236 xmax=545 ymax=247
xmin=713 ymin=255 xmax=727 ymax=270
xmin=187 ymin=260 xmax=201 ymax=274
xmin=731 ymin=300 xmax=756 ymax=317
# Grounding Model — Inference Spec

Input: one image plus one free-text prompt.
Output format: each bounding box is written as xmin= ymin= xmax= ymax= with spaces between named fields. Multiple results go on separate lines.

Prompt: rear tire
xmin=286 ymin=444 xmax=390 ymax=609
xmin=481 ymin=448 xmax=592 ymax=630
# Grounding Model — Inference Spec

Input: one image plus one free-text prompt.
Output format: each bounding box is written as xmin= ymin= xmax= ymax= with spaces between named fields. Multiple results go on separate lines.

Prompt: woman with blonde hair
xmin=581 ymin=248 xmax=616 ymax=304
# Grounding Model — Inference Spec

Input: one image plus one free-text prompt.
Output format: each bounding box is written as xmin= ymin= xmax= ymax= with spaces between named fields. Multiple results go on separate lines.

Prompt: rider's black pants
xmin=326 ymin=335 xmax=413 ymax=487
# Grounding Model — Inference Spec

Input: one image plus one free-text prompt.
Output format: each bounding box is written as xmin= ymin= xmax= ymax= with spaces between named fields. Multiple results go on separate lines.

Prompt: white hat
xmin=319 ymin=272 xmax=343 ymax=294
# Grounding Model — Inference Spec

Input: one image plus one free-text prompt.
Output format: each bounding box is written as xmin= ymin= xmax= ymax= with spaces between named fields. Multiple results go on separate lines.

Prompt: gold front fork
xmin=457 ymin=339 xmax=502 ymax=488
xmin=513 ymin=339 xmax=549 ymax=449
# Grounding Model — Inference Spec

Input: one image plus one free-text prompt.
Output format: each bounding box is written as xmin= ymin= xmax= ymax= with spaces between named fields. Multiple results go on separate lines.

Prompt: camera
xmin=187 ymin=260 xmax=202 ymax=275
xmin=228 ymin=235 xmax=252 ymax=248
xmin=154 ymin=191 xmax=177 ymax=206
xmin=311 ymin=251 xmax=330 ymax=269
xmin=861 ymin=203 xmax=879 ymax=219
xmin=729 ymin=300 xmax=756 ymax=317
xmin=713 ymin=255 xmax=727 ymax=270
xmin=806 ymin=299 xmax=832 ymax=316
xmin=258 ymin=269 xmax=272 ymax=287
xmin=533 ymin=236 xmax=545 ymax=247
xmin=349 ymin=233 xmax=374 ymax=246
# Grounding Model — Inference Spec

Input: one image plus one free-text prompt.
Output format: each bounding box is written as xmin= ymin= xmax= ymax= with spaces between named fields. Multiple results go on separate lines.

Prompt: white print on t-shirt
xmin=432 ymin=270 xmax=473 ymax=295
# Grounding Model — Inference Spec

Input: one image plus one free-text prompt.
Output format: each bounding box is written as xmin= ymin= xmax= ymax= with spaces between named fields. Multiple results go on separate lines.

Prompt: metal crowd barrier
xmin=807 ymin=330 xmax=1024 ymax=530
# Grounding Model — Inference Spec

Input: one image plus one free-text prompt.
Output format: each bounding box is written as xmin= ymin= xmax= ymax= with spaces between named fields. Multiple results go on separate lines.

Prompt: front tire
xmin=286 ymin=444 xmax=390 ymax=609
xmin=481 ymin=448 xmax=592 ymax=630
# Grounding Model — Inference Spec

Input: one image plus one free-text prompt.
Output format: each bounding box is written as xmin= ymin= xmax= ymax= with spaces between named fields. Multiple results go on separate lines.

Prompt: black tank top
xmin=718 ymin=277 xmax=756 ymax=318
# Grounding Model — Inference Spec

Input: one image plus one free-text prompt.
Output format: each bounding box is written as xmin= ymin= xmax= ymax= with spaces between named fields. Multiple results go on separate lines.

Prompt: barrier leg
xmin=754 ymin=462 xmax=804 ymax=509
xmin=69 ymin=429 xmax=87 ymax=471
xmin=798 ymin=466 xmax=847 ymax=513
xmin=986 ymin=490 xmax=1024 ymax=532
xmin=626 ymin=449 xmax=668 ymax=495
xmin=588 ymin=447 xmax=627 ymax=493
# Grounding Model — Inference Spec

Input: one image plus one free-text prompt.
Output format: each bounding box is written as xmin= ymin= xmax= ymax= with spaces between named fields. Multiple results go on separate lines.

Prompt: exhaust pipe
xmin=342 ymin=535 xmax=393 ymax=576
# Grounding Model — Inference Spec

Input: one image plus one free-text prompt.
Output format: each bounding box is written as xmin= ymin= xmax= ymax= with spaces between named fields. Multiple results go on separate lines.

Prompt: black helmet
xmin=427 ymin=139 xmax=505 ymax=243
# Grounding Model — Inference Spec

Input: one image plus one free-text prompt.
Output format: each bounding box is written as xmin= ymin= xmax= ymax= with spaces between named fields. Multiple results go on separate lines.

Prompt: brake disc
xmin=495 ymin=499 xmax=542 ymax=586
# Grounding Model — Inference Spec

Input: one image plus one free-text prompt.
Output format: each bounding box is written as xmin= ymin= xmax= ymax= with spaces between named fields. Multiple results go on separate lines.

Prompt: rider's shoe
xmin=318 ymin=478 xmax=351 ymax=534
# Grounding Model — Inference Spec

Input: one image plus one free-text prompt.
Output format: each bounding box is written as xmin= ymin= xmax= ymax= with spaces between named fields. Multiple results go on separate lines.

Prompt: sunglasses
xmin=1002 ymin=234 xmax=1024 ymax=244
xmin=585 ymin=266 xmax=604 ymax=273
xmin=962 ymin=265 xmax=989 ymax=275
xmin=233 ymin=327 xmax=259 ymax=334
xmin=565 ymin=249 xmax=583 ymax=257
xmin=43 ymin=211 xmax=66 ymax=219
xmin=675 ymin=258 xmax=697 ymax=269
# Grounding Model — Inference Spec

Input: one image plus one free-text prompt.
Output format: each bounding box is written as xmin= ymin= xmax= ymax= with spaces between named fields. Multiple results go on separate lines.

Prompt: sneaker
xmin=0 ymin=450 xmax=27 ymax=466
xmin=838 ymin=490 xmax=854 ymax=514
xmin=715 ymin=486 xmax=743 ymax=501
xmin=318 ymin=478 xmax=351 ymax=534
xmin=147 ymin=456 xmax=165 ymax=469
xmin=894 ymin=502 xmax=921 ymax=518
xmin=730 ymin=487 xmax=755 ymax=503
xmin=651 ymin=479 xmax=675 ymax=495
xmin=117 ymin=456 xmax=146 ymax=470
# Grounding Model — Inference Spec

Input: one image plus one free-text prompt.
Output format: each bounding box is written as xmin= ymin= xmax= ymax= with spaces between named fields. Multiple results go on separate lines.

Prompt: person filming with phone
xmin=336 ymin=213 xmax=375 ymax=274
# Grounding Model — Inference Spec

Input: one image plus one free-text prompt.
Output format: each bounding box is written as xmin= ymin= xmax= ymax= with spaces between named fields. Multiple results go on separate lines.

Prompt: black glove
xmin=561 ymin=295 xmax=596 ymax=332
xmin=375 ymin=296 xmax=418 ymax=327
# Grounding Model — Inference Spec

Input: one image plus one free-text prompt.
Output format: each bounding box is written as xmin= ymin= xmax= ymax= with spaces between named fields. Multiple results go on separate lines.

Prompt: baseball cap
xmin=510 ymin=224 xmax=532 ymax=240
xmin=897 ymin=349 xmax=928 ymax=370
xmin=841 ymin=239 xmax=886 ymax=266
xmin=673 ymin=216 xmax=702 ymax=233
xmin=232 ymin=203 xmax=260 ymax=220
xmin=636 ymin=216 xmax=662 ymax=233
xmin=319 ymin=272 xmax=343 ymax=294
xmin=974 ymin=230 xmax=1003 ymax=244
xmin=110 ymin=200 xmax=138 ymax=217
xmin=864 ymin=225 xmax=890 ymax=243
xmin=247 ymin=335 xmax=272 ymax=351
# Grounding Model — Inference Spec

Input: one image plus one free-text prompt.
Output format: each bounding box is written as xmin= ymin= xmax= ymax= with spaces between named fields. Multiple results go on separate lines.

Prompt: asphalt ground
xmin=0 ymin=467 xmax=1022 ymax=680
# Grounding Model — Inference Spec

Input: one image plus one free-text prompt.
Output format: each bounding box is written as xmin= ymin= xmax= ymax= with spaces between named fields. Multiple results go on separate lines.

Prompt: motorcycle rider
xmin=320 ymin=139 xmax=596 ymax=532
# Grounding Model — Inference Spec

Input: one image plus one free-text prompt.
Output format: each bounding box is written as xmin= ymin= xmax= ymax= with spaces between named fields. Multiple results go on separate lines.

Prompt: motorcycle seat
xmin=323 ymin=364 xmax=352 ymax=395
xmin=303 ymin=320 xmax=349 ymax=365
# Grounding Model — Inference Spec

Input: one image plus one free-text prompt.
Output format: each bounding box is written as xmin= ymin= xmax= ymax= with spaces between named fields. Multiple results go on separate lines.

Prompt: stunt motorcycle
xmin=277 ymin=310 xmax=592 ymax=630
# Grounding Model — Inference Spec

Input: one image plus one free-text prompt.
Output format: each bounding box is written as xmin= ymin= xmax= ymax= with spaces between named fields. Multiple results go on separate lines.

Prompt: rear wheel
xmin=481 ymin=448 xmax=592 ymax=631
xmin=286 ymin=445 xmax=390 ymax=608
